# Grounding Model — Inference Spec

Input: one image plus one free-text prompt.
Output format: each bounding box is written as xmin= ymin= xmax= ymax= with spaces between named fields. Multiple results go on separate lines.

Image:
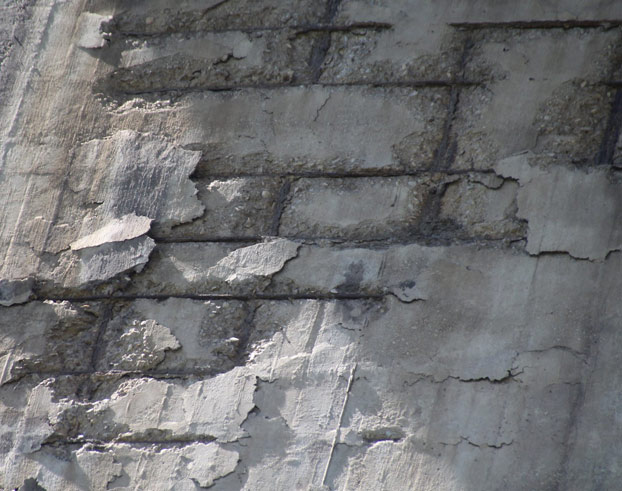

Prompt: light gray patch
xmin=0 ymin=278 xmax=33 ymax=306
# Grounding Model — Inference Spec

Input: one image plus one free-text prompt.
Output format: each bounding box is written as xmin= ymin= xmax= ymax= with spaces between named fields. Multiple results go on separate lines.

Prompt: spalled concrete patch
xmin=159 ymin=177 xmax=281 ymax=240
xmin=439 ymin=175 xmax=523 ymax=240
xmin=33 ymin=131 xmax=205 ymax=288
xmin=75 ymin=12 xmax=111 ymax=49
xmin=5 ymin=444 xmax=122 ymax=491
xmin=0 ymin=301 xmax=98 ymax=384
xmin=496 ymin=153 xmax=622 ymax=260
xmin=99 ymin=298 xmax=252 ymax=374
xmin=99 ymin=318 xmax=180 ymax=371
xmin=280 ymin=177 xmax=433 ymax=240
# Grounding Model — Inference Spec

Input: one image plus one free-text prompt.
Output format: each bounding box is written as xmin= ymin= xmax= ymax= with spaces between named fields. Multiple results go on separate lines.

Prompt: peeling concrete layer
xmin=3 ymin=0 xmax=622 ymax=490
xmin=497 ymin=154 xmax=622 ymax=260
xmin=74 ymin=234 xmax=156 ymax=285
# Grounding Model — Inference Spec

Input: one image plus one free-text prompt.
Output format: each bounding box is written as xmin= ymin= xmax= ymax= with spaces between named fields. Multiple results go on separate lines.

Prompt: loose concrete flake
xmin=186 ymin=443 xmax=240 ymax=487
xmin=72 ymin=130 xmax=204 ymax=231
xmin=69 ymin=213 xmax=155 ymax=285
xmin=207 ymin=238 xmax=301 ymax=284
xmin=75 ymin=235 xmax=155 ymax=285
xmin=70 ymin=213 xmax=152 ymax=251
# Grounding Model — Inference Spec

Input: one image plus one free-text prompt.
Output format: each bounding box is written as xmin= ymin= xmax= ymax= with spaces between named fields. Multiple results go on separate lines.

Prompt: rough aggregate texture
xmin=3 ymin=0 xmax=622 ymax=490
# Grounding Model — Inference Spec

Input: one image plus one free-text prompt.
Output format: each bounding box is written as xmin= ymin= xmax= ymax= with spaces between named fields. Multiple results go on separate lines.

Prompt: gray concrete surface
xmin=3 ymin=0 xmax=622 ymax=489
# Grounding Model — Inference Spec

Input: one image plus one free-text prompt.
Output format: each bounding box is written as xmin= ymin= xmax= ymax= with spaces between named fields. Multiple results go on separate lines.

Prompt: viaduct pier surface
xmin=2 ymin=1 xmax=622 ymax=489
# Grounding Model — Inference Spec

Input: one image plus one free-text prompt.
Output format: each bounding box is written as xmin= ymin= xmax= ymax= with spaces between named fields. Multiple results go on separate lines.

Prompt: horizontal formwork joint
xmin=116 ymin=22 xmax=393 ymax=38
xmin=450 ymin=20 xmax=622 ymax=30
xmin=32 ymin=292 xmax=388 ymax=303
xmin=190 ymin=168 xmax=501 ymax=179
xmin=110 ymin=80 xmax=480 ymax=98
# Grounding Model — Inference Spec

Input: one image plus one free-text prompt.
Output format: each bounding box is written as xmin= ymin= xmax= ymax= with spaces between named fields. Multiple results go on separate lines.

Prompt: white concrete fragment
xmin=5 ymin=445 xmax=122 ymax=491
xmin=207 ymin=238 xmax=301 ymax=284
xmin=105 ymin=443 xmax=238 ymax=490
xmin=104 ymin=319 xmax=180 ymax=370
xmin=15 ymin=384 xmax=57 ymax=453
xmin=186 ymin=444 xmax=240 ymax=487
xmin=70 ymin=213 xmax=152 ymax=250
xmin=105 ymin=367 xmax=256 ymax=441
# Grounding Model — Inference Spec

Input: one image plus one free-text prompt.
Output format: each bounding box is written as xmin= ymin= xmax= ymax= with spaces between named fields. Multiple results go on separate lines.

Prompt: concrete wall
xmin=2 ymin=1 xmax=622 ymax=489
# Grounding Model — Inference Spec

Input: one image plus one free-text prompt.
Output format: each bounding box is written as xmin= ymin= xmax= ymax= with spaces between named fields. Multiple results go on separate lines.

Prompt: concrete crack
xmin=439 ymin=436 xmax=514 ymax=449
xmin=313 ymin=92 xmax=332 ymax=122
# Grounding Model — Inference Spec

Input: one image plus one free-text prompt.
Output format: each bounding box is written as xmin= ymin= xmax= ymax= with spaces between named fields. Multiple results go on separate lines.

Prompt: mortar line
xmin=596 ymin=88 xmax=622 ymax=165
xmin=309 ymin=0 xmax=345 ymax=83
xmin=152 ymin=236 xmax=264 ymax=243
xmin=14 ymin=369 xmax=242 ymax=378
xmin=432 ymin=35 xmax=472 ymax=170
xmin=89 ymin=302 xmax=114 ymax=372
xmin=269 ymin=178 xmax=293 ymax=235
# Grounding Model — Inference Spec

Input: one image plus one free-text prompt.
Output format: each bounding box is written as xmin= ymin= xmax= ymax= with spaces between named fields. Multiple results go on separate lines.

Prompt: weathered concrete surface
xmin=135 ymin=87 xmax=448 ymax=175
xmin=4 ymin=0 xmax=622 ymax=490
xmin=454 ymin=28 xmax=620 ymax=170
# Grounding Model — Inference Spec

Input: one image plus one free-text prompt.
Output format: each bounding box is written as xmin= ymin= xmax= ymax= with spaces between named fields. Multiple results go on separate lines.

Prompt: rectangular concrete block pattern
xmin=454 ymin=28 xmax=621 ymax=170
xmin=280 ymin=177 xmax=432 ymax=239
xmin=3 ymin=0 xmax=622 ymax=490
xmin=173 ymin=87 xmax=449 ymax=175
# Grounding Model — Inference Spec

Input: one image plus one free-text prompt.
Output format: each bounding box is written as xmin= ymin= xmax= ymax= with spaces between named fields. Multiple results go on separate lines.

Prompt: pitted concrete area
xmin=3 ymin=1 xmax=622 ymax=490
